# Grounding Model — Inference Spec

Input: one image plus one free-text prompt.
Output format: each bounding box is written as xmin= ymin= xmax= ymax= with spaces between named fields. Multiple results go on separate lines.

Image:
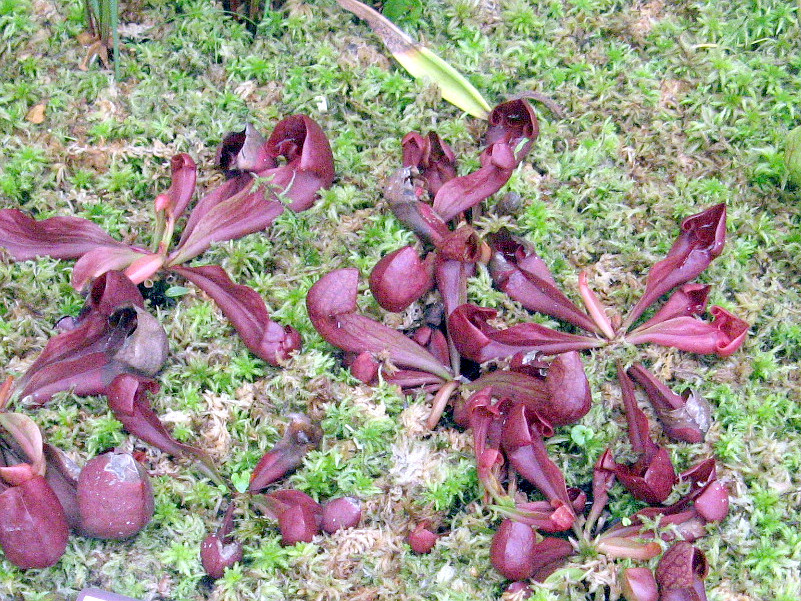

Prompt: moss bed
xmin=0 ymin=0 xmax=800 ymax=599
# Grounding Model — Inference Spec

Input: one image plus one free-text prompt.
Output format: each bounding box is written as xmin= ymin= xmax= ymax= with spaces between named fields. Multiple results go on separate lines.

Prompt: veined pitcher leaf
xmin=337 ymin=0 xmax=491 ymax=119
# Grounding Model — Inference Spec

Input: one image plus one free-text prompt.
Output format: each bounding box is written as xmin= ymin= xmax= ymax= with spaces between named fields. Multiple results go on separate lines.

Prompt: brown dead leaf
xmin=77 ymin=31 xmax=95 ymax=45
xmin=25 ymin=103 xmax=46 ymax=124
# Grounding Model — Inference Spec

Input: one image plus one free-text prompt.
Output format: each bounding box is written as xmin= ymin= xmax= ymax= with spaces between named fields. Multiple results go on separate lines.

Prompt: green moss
xmin=421 ymin=458 xmax=478 ymax=512
xmin=0 ymin=145 xmax=48 ymax=203
xmin=2 ymin=0 xmax=800 ymax=598
xmin=83 ymin=415 xmax=125 ymax=454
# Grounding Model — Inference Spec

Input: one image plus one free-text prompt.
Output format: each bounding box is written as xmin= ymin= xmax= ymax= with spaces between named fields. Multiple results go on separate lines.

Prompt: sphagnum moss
xmin=1 ymin=0 xmax=800 ymax=599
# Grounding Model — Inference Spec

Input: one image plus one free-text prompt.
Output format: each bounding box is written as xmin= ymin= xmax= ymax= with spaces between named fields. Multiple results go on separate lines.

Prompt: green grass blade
xmin=99 ymin=0 xmax=110 ymax=42
xmin=336 ymin=0 xmax=491 ymax=119
xmin=110 ymin=0 xmax=120 ymax=80
xmin=88 ymin=0 xmax=101 ymax=19
xmin=87 ymin=0 xmax=101 ymax=36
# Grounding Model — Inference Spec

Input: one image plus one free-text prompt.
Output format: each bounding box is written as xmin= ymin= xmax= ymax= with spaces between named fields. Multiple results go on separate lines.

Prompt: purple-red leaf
xmin=260 ymin=114 xmax=335 ymax=212
xmin=679 ymin=458 xmax=717 ymax=490
xmin=168 ymin=183 xmax=285 ymax=266
xmin=76 ymin=451 xmax=154 ymax=539
xmin=586 ymin=448 xmax=616 ymax=533
xmin=249 ymin=414 xmax=322 ymax=492
xmin=487 ymin=229 xmax=557 ymax=284
xmin=0 ymin=413 xmax=44 ymax=479
xmin=17 ymin=271 xmax=168 ymax=404
xmin=347 ymin=351 xmax=381 ymax=383
xmin=461 ymin=388 xmax=510 ymax=499
xmin=0 ymin=462 xmax=36 ymax=489
xmin=692 ymin=479 xmax=729 ymax=523
xmin=411 ymin=326 xmax=450 ymax=369
xmin=501 ymin=404 xmax=574 ymax=514
xmin=626 ymin=306 xmax=748 ymax=357
xmin=307 ymin=268 xmax=452 ymax=380
xmin=436 ymin=226 xmax=488 ymax=264
xmin=217 ymin=123 xmax=273 ymax=174
xmin=159 ymin=153 xmax=198 ymax=220
xmin=0 ymin=474 xmax=69 ymax=569
xmin=402 ymin=131 xmax=457 ymax=196
xmin=435 ymin=258 xmax=475 ymax=324
xmin=172 ymin=264 xmax=301 ymax=366
xmin=43 ymin=443 xmax=81 ymax=531
xmin=279 ymin=503 xmax=320 ymax=545
xmin=434 ymin=227 xmax=486 ymax=322
xmin=0 ymin=208 xmax=125 ymax=261
xmin=578 ymin=271 xmax=616 ymax=339
xmin=201 ymin=503 xmax=243 ymax=580
xmin=610 ymin=445 xmax=677 ymax=506
xmin=504 ymin=582 xmax=533 ymax=598
xmin=369 ymin=246 xmax=435 ymax=312
xmin=628 ymin=363 xmax=712 ymax=444
xmin=607 ymin=365 xmax=677 ymax=505
xmin=106 ymin=374 xmax=210 ymax=463
xmin=676 ymin=459 xmax=730 ymax=523
xmin=258 ymin=489 xmax=323 ymax=522
xmin=0 ymin=377 xmax=11 ymax=411
xmin=385 ymin=168 xmax=451 ymax=245
xmin=602 ymin=459 xmax=728 ymax=545
xmin=621 ymin=567 xmax=659 ymax=601
xmin=218 ymin=116 xmax=334 ymax=212
xmin=655 ymin=543 xmax=709 ymax=600
xmin=175 ymin=174 xmax=253 ymax=253
xmin=624 ymin=204 xmax=727 ymax=328
xmin=85 ymin=268 xmax=146 ymax=313
xmin=201 ymin=529 xmax=244 ymax=580
xmin=432 ymin=143 xmax=517 ymax=222
xmin=384 ymin=369 xmax=449 ymax=389
xmin=617 ymin=364 xmax=656 ymax=459
xmin=497 ymin=495 xmax=581 ymax=533
xmin=467 ymin=351 xmax=592 ymax=427
xmin=491 ymin=521 xmax=574 ymax=582
xmin=490 ymin=519 xmax=537 ymax=581
xmin=618 ymin=509 xmax=708 ymax=544
xmin=487 ymin=230 xmax=600 ymax=334
xmin=595 ymin=536 xmax=662 ymax=561
xmin=634 ymin=284 xmax=711 ymax=331
xmin=485 ymin=98 xmax=539 ymax=162
xmin=256 ymin=489 xmax=323 ymax=545
xmin=528 ymin=536 xmax=575 ymax=582
xmin=449 ymin=304 xmax=603 ymax=363
xmin=19 ymin=353 xmax=117 ymax=405
xmin=72 ymin=246 xmax=153 ymax=291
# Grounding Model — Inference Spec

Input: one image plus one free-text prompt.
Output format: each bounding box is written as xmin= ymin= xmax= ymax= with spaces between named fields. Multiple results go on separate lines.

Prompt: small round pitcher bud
xmin=201 ymin=532 xmax=244 ymax=580
xmin=77 ymin=452 xmax=154 ymax=539
xmin=490 ymin=519 xmax=536 ymax=581
xmin=408 ymin=523 xmax=439 ymax=554
xmin=321 ymin=497 xmax=362 ymax=533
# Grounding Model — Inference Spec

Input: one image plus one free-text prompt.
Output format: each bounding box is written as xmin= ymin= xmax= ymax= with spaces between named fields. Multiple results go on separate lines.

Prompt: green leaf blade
xmin=337 ymin=0 xmax=491 ymax=119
